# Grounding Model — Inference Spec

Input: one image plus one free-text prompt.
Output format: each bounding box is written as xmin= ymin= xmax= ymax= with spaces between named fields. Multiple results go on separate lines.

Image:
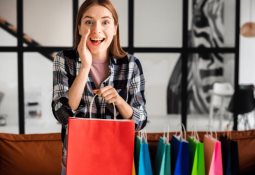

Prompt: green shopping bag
xmin=135 ymin=136 xmax=141 ymax=173
xmin=188 ymin=137 xmax=205 ymax=175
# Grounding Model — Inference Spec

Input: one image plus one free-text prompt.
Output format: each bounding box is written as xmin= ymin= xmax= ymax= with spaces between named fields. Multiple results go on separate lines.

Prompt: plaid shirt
xmin=52 ymin=49 xmax=147 ymax=131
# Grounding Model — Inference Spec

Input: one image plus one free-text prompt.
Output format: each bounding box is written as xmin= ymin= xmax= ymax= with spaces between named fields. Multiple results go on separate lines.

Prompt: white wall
xmin=239 ymin=0 xmax=255 ymax=85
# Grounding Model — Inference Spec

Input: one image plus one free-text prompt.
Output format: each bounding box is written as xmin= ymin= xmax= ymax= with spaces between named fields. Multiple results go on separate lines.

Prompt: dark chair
xmin=228 ymin=84 xmax=255 ymax=130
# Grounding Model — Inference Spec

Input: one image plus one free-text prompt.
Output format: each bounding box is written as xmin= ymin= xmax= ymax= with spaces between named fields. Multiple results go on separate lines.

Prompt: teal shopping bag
xmin=155 ymin=137 xmax=171 ymax=175
xmin=155 ymin=137 xmax=166 ymax=175
xmin=163 ymin=143 xmax=171 ymax=175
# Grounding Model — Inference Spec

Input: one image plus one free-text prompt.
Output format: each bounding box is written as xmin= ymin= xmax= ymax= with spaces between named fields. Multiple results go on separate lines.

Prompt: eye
xmin=102 ymin=20 xmax=110 ymax=25
xmin=84 ymin=20 xmax=94 ymax=25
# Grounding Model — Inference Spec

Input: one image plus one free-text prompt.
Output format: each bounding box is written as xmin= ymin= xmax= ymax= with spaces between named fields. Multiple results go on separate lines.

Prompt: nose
xmin=91 ymin=22 xmax=101 ymax=34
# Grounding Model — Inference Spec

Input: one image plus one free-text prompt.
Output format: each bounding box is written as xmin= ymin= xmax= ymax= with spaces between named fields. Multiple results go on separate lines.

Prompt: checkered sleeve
xmin=129 ymin=57 xmax=147 ymax=131
xmin=51 ymin=51 xmax=74 ymax=125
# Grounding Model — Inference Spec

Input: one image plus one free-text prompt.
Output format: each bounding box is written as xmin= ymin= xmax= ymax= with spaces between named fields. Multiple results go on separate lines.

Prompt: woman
xmin=51 ymin=0 xmax=147 ymax=174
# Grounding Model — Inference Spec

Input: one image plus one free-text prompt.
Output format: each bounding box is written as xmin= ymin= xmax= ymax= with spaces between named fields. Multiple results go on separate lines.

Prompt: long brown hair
xmin=74 ymin=0 xmax=126 ymax=58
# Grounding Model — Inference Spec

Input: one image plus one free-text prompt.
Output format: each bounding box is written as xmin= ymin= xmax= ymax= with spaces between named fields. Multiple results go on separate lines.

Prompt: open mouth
xmin=90 ymin=37 xmax=105 ymax=45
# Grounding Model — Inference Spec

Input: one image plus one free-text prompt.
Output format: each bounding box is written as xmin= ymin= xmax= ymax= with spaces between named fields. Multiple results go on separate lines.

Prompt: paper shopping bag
xmin=137 ymin=136 xmax=153 ymax=175
xmin=171 ymin=135 xmax=190 ymax=175
xmin=66 ymin=117 xmax=135 ymax=175
xmin=135 ymin=136 xmax=142 ymax=173
xmin=154 ymin=137 xmax=166 ymax=175
xmin=164 ymin=143 xmax=171 ymax=175
xmin=188 ymin=137 xmax=205 ymax=175
xmin=204 ymin=135 xmax=223 ymax=175
xmin=220 ymin=135 xmax=239 ymax=175
xmin=154 ymin=137 xmax=171 ymax=175
xmin=132 ymin=159 xmax=136 ymax=175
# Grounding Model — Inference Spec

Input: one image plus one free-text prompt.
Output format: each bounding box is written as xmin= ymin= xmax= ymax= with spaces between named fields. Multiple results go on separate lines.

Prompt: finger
xmin=93 ymin=89 xmax=99 ymax=95
xmin=79 ymin=29 xmax=90 ymax=48
xmin=102 ymin=89 xmax=113 ymax=98
xmin=99 ymin=86 xmax=113 ymax=94
xmin=101 ymin=87 xmax=116 ymax=99
xmin=104 ymin=91 xmax=120 ymax=104
xmin=84 ymin=29 xmax=90 ymax=43
xmin=105 ymin=95 xmax=118 ymax=104
xmin=104 ymin=92 xmax=116 ymax=102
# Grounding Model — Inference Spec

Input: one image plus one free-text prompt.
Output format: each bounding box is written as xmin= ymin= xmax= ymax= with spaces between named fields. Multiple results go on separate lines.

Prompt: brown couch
xmin=0 ymin=133 xmax=62 ymax=175
xmin=0 ymin=130 xmax=255 ymax=175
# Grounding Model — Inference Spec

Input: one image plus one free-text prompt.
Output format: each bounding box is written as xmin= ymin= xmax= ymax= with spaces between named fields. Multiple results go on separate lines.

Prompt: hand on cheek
xmin=78 ymin=29 xmax=92 ymax=68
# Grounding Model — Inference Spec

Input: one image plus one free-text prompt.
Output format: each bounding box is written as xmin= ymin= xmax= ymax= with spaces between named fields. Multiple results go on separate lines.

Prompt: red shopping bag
xmin=66 ymin=118 xmax=135 ymax=175
xmin=66 ymin=96 xmax=135 ymax=175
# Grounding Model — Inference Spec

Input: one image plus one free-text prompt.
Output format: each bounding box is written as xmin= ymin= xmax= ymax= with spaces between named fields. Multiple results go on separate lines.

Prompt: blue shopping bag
xmin=171 ymin=135 xmax=190 ymax=175
xmin=135 ymin=133 xmax=153 ymax=175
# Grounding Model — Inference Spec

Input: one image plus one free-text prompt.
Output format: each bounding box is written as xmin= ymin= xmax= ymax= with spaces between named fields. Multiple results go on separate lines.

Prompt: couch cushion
xmin=0 ymin=133 xmax=62 ymax=175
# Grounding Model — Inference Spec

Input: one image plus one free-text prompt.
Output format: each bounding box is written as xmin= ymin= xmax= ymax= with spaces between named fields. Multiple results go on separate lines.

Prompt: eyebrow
xmin=82 ymin=16 xmax=112 ymax=20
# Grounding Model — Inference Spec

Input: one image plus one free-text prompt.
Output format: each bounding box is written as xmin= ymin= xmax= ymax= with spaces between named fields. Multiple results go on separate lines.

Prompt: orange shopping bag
xmin=66 ymin=95 xmax=135 ymax=175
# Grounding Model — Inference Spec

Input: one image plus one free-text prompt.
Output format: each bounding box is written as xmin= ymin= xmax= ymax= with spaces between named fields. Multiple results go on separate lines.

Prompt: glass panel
xmin=134 ymin=53 xmax=181 ymax=132
xmin=224 ymin=0 xmax=236 ymax=47
xmin=240 ymin=0 xmax=255 ymax=85
xmin=0 ymin=0 xmax=17 ymax=46
xmin=134 ymin=0 xmax=182 ymax=47
xmin=24 ymin=0 xmax=72 ymax=47
xmin=24 ymin=52 xmax=61 ymax=133
xmin=0 ymin=53 xmax=18 ymax=133
xmin=240 ymin=0 xmax=255 ymax=121
xmin=188 ymin=0 xmax=236 ymax=48
xmin=111 ymin=0 xmax=128 ymax=47
xmin=186 ymin=53 xmax=235 ymax=131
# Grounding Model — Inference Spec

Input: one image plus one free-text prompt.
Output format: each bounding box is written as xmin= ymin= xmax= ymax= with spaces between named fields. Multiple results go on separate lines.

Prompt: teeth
xmin=91 ymin=38 xmax=103 ymax=41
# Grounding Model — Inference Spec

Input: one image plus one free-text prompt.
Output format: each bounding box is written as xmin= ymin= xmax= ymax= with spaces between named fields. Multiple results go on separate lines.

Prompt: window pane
xmin=134 ymin=0 xmax=182 ymax=47
xmin=0 ymin=0 xmax=17 ymax=46
xmin=134 ymin=53 xmax=181 ymax=132
xmin=186 ymin=53 xmax=235 ymax=131
xmin=24 ymin=0 xmax=72 ymax=47
xmin=188 ymin=0 xmax=236 ymax=48
xmin=0 ymin=53 xmax=18 ymax=133
xmin=225 ymin=0 xmax=236 ymax=47
xmin=24 ymin=52 xmax=61 ymax=133
xmin=111 ymin=0 xmax=128 ymax=47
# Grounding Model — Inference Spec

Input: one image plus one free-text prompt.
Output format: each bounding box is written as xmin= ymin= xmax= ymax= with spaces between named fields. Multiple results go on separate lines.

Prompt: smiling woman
xmin=78 ymin=5 xmax=117 ymax=59
xmin=51 ymin=0 xmax=147 ymax=174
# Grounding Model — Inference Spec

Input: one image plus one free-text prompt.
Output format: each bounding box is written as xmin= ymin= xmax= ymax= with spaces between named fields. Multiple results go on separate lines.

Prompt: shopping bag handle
xmin=89 ymin=94 xmax=117 ymax=119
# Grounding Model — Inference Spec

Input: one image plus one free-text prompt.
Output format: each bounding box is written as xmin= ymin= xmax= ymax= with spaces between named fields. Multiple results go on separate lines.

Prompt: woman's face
xmin=79 ymin=4 xmax=117 ymax=58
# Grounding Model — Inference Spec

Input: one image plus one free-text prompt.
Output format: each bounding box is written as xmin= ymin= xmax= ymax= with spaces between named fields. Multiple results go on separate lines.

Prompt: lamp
xmin=240 ymin=0 xmax=255 ymax=37
xmin=228 ymin=84 xmax=255 ymax=129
